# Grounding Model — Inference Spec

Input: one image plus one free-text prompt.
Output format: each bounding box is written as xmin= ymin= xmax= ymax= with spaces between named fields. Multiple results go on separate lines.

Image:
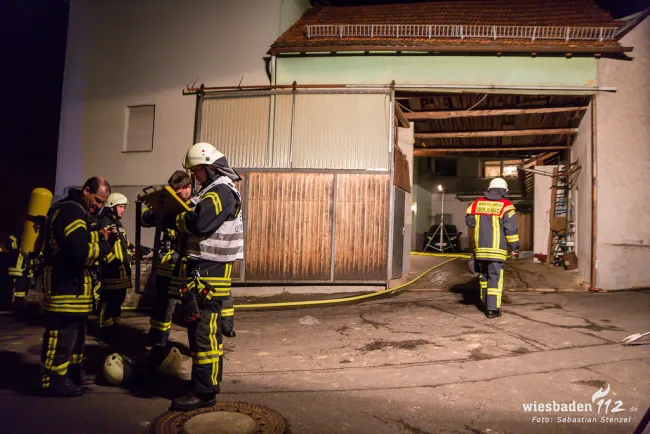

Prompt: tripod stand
xmin=423 ymin=185 xmax=456 ymax=253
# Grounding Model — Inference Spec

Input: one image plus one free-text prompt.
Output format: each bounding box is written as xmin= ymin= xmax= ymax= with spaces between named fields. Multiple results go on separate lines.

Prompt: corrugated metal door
xmin=291 ymin=93 xmax=391 ymax=170
xmin=200 ymin=95 xmax=270 ymax=168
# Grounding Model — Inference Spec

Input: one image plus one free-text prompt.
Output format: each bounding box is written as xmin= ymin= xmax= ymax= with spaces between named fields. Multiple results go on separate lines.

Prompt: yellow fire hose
xmin=234 ymin=256 xmax=458 ymax=310
xmin=122 ymin=253 xmax=461 ymax=311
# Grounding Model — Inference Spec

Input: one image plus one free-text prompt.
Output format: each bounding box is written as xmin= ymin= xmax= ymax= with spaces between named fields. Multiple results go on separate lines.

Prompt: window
xmin=433 ymin=158 xmax=457 ymax=177
xmin=124 ymin=105 xmax=155 ymax=152
xmin=483 ymin=159 xmax=523 ymax=178
xmin=484 ymin=161 xmax=501 ymax=178
xmin=502 ymin=159 xmax=523 ymax=177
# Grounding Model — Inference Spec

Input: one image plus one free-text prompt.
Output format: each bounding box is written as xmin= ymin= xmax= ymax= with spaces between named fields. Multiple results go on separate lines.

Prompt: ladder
xmin=546 ymin=165 xmax=574 ymax=267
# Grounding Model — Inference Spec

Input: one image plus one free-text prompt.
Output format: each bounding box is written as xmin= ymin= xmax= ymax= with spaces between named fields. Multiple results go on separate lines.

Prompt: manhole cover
xmin=152 ymin=401 xmax=286 ymax=434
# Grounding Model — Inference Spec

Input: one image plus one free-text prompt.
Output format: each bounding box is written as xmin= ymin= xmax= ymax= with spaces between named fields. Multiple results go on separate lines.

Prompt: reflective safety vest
xmin=466 ymin=198 xmax=520 ymax=262
xmin=186 ymin=177 xmax=244 ymax=263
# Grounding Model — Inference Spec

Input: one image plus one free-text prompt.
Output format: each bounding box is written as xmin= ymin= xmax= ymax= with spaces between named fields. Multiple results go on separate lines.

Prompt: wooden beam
xmin=415 ymin=128 xmax=578 ymax=139
xmin=394 ymin=103 xmax=411 ymax=128
xmin=404 ymin=106 xmax=587 ymax=120
xmin=414 ymin=146 xmax=570 ymax=156
xmin=522 ymin=151 xmax=559 ymax=168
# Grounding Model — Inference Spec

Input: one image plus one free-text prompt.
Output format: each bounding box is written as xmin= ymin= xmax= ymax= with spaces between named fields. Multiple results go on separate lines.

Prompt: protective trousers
xmin=41 ymin=314 xmax=87 ymax=390
xmin=478 ymin=260 xmax=504 ymax=311
xmin=221 ymin=294 xmax=234 ymax=334
xmin=99 ymin=288 xmax=127 ymax=328
xmin=148 ymin=251 xmax=179 ymax=347
xmin=188 ymin=300 xmax=223 ymax=394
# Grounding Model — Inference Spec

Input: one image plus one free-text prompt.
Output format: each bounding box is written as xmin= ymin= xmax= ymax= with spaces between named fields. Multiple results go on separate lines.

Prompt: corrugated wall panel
xmin=245 ymin=172 xmax=334 ymax=281
xmin=271 ymin=94 xmax=293 ymax=168
xmin=334 ymin=174 xmax=390 ymax=280
xmin=292 ymin=93 xmax=390 ymax=170
xmin=200 ymin=96 xmax=270 ymax=168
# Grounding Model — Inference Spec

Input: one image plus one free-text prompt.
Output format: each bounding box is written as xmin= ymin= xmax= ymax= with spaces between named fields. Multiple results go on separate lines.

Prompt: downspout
xmin=590 ymin=96 xmax=598 ymax=290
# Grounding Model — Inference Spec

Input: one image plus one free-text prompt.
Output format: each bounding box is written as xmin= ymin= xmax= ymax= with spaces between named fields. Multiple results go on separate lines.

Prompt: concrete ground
xmin=0 ymin=256 xmax=649 ymax=434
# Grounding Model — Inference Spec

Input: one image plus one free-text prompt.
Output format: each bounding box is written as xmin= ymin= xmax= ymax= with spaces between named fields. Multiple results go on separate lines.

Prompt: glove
xmin=467 ymin=254 xmax=479 ymax=277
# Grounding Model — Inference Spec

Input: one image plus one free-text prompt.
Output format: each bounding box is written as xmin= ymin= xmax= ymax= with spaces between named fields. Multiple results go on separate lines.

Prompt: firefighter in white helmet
xmin=97 ymin=192 xmax=135 ymax=340
xmin=161 ymin=142 xmax=243 ymax=412
xmin=465 ymin=177 xmax=520 ymax=318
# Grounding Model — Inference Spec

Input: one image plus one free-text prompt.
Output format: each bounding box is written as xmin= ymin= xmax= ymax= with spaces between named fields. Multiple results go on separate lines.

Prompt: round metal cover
xmin=152 ymin=401 xmax=286 ymax=434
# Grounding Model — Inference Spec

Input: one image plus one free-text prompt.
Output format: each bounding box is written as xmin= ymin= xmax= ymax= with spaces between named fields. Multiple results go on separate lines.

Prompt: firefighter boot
xmin=69 ymin=365 xmax=96 ymax=386
xmin=42 ymin=376 xmax=85 ymax=398
xmin=170 ymin=392 xmax=217 ymax=412
xmin=486 ymin=310 xmax=502 ymax=319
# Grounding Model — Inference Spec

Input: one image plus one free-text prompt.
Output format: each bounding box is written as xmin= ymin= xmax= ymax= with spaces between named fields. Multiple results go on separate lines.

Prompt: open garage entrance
xmin=397 ymin=91 xmax=592 ymax=264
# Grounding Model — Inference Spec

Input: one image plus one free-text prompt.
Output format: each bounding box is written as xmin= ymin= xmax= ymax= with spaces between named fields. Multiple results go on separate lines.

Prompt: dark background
xmin=0 ymin=0 xmax=648 ymax=244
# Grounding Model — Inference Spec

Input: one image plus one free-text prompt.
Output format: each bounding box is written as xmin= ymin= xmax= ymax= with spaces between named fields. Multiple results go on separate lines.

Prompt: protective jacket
xmin=98 ymin=208 xmax=133 ymax=290
xmin=465 ymin=190 xmax=520 ymax=262
xmin=42 ymin=189 xmax=112 ymax=315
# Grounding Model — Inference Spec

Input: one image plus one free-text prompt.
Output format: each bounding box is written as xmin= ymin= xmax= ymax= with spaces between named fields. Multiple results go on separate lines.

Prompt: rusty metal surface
xmin=200 ymin=96 xmax=270 ymax=168
xmin=334 ymin=174 xmax=390 ymax=281
xmin=245 ymin=172 xmax=334 ymax=281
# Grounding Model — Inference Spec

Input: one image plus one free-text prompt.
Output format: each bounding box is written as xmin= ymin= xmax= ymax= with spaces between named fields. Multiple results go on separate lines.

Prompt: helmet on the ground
xmin=488 ymin=177 xmax=509 ymax=191
xmin=103 ymin=353 xmax=134 ymax=385
xmin=106 ymin=193 xmax=129 ymax=208
xmin=148 ymin=344 xmax=183 ymax=377
xmin=183 ymin=142 xmax=224 ymax=169
xmin=157 ymin=346 xmax=183 ymax=376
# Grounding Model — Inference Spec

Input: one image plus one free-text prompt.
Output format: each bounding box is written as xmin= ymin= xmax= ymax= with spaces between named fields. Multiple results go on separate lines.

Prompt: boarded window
xmin=124 ymin=105 xmax=155 ymax=152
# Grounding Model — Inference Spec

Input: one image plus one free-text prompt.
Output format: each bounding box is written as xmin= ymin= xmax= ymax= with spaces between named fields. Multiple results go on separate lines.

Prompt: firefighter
xmin=164 ymin=142 xmax=243 ymax=411
xmin=143 ymin=171 xmax=237 ymax=349
xmin=142 ymin=170 xmax=193 ymax=348
xmin=465 ymin=177 xmax=520 ymax=319
xmin=97 ymin=192 xmax=134 ymax=339
xmin=40 ymin=177 xmax=116 ymax=397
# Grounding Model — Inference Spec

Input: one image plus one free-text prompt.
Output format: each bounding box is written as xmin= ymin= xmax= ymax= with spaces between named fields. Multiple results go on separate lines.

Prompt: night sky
xmin=0 ymin=0 xmax=648 ymax=244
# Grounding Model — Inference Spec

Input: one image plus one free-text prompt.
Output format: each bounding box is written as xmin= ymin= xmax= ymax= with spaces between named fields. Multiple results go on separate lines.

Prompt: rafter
xmin=404 ymin=106 xmax=587 ymax=120
xmin=414 ymin=146 xmax=569 ymax=156
xmin=414 ymin=128 xmax=578 ymax=139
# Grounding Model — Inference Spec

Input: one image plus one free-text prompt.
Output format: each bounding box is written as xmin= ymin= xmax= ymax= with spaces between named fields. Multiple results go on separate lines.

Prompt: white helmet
xmin=156 ymin=346 xmax=183 ymax=377
xmin=488 ymin=177 xmax=509 ymax=191
xmin=103 ymin=353 xmax=134 ymax=385
xmin=106 ymin=193 xmax=128 ymax=208
xmin=183 ymin=142 xmax=225 ymax=169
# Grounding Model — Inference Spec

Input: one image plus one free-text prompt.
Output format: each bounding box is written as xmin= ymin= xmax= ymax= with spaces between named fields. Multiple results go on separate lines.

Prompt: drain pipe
xmin=590 ymin=96 xmax=598 ymax=290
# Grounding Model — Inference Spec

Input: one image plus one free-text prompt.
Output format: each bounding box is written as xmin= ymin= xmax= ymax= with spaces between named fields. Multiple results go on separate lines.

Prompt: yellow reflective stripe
xmin=43 ymin=304 xmax=93 ymax=313
xmin=85 ymin=243 xmax=99 ymax=265
xmin=150 ymin=319 xmax=172 ymax=331
xmin=41 ymin=361 xmax=69 ymax=375
xmin=192 ymin=349 xmax=221 ymax=358
xmin=474 ymin=215 xmax=480 ymax=249
xmin=71 ymin=354 xmax=83 ymax=364
xmin=90 ymin=231 xmax=99 ymax=243
xmin=507 ymin=210 xmax=516 ymax=219
xmin=64 ymin=220 xmax=87 ymax=237
xmin=506 ymin=234 xmax=519 ymax=242
xmin=176 ymin=212 xmax=190 ymax=233
xmin=203 ymin=192 xmax=223 ymax=215
xmin=43 ymin=330 xmax=58 ymax=369
xmin=501 ymin=205 xmax=515 ymax=217
xmin=222 ymin=308 xmax=234 ymax=317
xmin=491 ymin=216 xmax=498 ymax=250
xmin=106 ymin=252 xmax=116 ymax=263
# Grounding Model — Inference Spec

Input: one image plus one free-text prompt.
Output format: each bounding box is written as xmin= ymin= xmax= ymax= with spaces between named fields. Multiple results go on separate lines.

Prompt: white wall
xmin=571 ymin=105 xmax=592 ymax=282
xmin=56 ymin=0 xmax=286 ymax=193
xmin=595 ymin=16 xmax=650 ymax=290
xmin=533 ymin=165 xmax=558 ymax=256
